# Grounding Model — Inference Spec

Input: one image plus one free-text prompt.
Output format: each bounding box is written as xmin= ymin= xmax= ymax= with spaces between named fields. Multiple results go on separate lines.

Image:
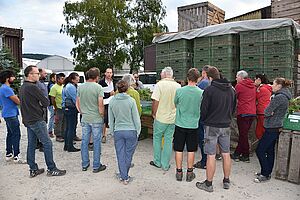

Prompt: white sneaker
xmin=13 ymin=154 xmax=27 ymax=164
xmin=5 ymin=153 xmax=13 ymax=162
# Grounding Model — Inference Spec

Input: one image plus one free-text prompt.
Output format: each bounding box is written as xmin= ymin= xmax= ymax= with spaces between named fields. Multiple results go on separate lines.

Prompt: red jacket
xmin=235 ymin=78 xmax=256 ymax=115
xmin=256 ymin=84 xmax=272 ymax=114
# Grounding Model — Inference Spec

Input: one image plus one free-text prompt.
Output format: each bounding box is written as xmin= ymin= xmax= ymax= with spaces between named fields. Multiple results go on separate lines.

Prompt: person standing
xmin=122 ymin=74 xmax=142 ymax=116
xmin=254 ymin=74 xmax=272 ymax=140
xmin=109 ymin=80 xmax=141 ymax=185
xmin=49 ymin=73 xmax=66 ymax=142
xmin=98 ymin=68 xmax=115 ymax=143
xmin=62 ymin=72 xmax=80 ymax=152
xmin=0 ymin=70 xmax=25 ymax=163
xmin=77 ymin=67 xmax=106 ymax=173
xmin=133 ymin=73 xmax=144 ymax=90
xmin=47 ymin=73 xmax=56 ymax=138
xmin=231 ymin=70 xmax=256 ymax=162
xmin=194 ymin=65 xmax=210 ymax=169
xmin=150 ymin=67 xmax=181 ymax=171
xmin=173 ymin=68 xmax=203 ymax=182
xmin=196 ymin=66 xmax=236 ymax=192
xmin=19 ymin=65 xmax=66 ymax=177
xmin=36 ymin=68 xmax=49 ymax=152
xmin=254 ymin=78 xmax=292 ymax=183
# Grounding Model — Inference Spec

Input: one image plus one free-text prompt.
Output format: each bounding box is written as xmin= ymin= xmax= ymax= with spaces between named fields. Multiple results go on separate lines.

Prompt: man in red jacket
xmin=231 ymin=70 xmax=256 ymax=162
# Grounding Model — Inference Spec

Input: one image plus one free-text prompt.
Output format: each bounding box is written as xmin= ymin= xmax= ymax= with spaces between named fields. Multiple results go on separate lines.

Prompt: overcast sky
xmin=0 ymin=0 xmax=271 ymax=58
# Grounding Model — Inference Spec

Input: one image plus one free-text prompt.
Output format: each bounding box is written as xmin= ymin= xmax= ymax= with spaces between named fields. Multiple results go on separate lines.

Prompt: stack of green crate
xmin=210 ymin=34 xmax=239 ymax=81
xmin=156 ymin=39 xmax=193 ymax=81
xmin=294 ymin=38 xmax=300 ymax=96
xmin=193 ymin=37 xmax=211 ymax=70
xmin=169 ymin=39 xmax=193 ymax=80
xmin=239 ymin=30 xmax=264 ymax=78
xmin=263 ymin=27 xmax=295 ymax=81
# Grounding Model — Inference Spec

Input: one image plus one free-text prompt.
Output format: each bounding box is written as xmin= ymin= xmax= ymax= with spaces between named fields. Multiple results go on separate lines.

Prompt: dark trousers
xmin=236 ymin=115 xmax=255 ymax=156
xmin=64 ymin=107 xmax=78 ymax=150
xmin=198 ymin=120 xmax=207 ymax=166
xmin=4 ymin=116 xmax=21 ymax=156
xmin=54 ymin=108 xmax=66 ymax=138
xmin=256 ymin=128 xmax=279 ymax=177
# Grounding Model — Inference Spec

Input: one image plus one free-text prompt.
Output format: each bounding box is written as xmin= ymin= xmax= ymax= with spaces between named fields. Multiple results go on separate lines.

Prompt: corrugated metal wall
xmin=0 ymin=27 xmax=23 ymax=68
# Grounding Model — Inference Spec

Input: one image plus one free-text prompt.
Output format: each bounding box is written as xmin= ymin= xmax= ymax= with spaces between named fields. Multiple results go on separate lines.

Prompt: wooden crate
xmin=141 ymin=115 xmax=153 ymax=135
xmin=275 ymin=130 xmax=293 ymax=180
xmin=288 ymin=131 xmax=300 ymax=184
xmin=271 ymin=0 xmax=300 ymax=23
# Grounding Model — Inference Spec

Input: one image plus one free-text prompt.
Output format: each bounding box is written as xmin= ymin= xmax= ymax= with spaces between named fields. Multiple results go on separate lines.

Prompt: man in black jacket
xmin=195 ymin=66 xmax=236 ymax=192
xmin=98 ymin=68 xmax=115 ymax=143
xmin=20 ymin=65 xmax=66 ymax=178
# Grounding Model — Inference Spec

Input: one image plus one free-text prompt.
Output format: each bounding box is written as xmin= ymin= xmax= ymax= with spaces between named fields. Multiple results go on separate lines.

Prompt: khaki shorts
xmin=204 ymin=126 xmax=230 ymax=155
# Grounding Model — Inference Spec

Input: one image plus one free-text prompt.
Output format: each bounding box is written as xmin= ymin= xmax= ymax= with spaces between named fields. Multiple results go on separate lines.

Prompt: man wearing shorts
xmin=195 ymin=66 xmax=236 ymax=192
xmin=173 ymin=68 xmax=203 ymax=182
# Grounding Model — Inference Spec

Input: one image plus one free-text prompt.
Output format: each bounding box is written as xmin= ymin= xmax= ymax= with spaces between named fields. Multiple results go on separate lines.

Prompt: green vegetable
xmin=288 ymin=98 xmax=300 ymax=114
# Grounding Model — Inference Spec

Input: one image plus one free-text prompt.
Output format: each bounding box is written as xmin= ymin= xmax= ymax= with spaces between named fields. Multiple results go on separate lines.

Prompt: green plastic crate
xmin=211 ymin=45 xmax=238 ymax=58
xmin=283 ymin=114 xmax=300 ymax=131
xmin=263 ymin=67 xmax=293 ymax=80
xmin=264 ymin=27 xmax=293 ymax=42
xmin=240 ymin=56 xmax=264 ymax=69
xmin=240 ymin=67 xmax=264 ymax=79
xmin=156 ymin=43 xmax=169 ymax=56
xmin=194 ymin=37 xmax=210 ymax=48
xmin=218 ymin=67 xmax=238 ymax=81
xmin=194 ymin=57 xmax=211 ymax=68
xmin=240 ymin=43 xmax=264 ymax=56
xmin=210 ymin=34 xmax=238 ymax=46
xmin=169 ymin=52 xmax=193 ymax=60
xmin=156 ymin=55 xmax=169 ymax=62
xmin=194 ymin=48 xmax=211 ymax=58
xmin=156 ymin=60 xmax=169 ymax=69
xmin=240 ymin=30 xmax=264 ymax=44
xmin=264 ymin=55 xmax=294 ymax=68
xmin=210 ymin=57 xmax=238 ymax=69
xmin=264 ymin=40 xmax=294 ymax=55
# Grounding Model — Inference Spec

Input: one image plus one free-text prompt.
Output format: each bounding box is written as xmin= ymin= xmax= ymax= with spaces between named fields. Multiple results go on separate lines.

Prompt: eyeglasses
xmin=134 ymin=76 xmax=138 ymax=78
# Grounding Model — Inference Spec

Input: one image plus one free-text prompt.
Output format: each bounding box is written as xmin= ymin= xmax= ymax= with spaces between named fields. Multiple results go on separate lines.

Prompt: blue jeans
xmin=64 ymin=107 xmax=78 ymax=150
xmin=198 ymin=120 xmax=207 ymax=166
xmin=256 ymin=128 xmax=279 ymax=177
xmin=114 ymin=130 xmax=137 ymax=180
xmin=48 ymin=106 xmax=55 ymax=133
xmin=4 ymin=116 xmax=21 ymax=156
xmin=81 ymin=122 xmax=103 ymax=169
xmin=26 ymin=121 xmax=56 ymax=171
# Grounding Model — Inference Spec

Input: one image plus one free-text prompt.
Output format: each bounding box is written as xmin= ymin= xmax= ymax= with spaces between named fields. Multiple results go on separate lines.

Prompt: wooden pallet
xmin=275 ymin=130 xmax=293 ymax=180
xmin=288 ymin=131 xmax=300 ymax=184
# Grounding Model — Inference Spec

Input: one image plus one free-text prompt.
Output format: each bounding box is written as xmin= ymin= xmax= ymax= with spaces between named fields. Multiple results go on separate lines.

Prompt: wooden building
xmin=225 ymin=6 xmax=271 ymax=22
xmin=0 ymin=26 xmax=23 ymax=68
xmin=177 ymin=2 xmax=225 ymax=32
xmin=272 ymin=0 xmax=300 ymax=24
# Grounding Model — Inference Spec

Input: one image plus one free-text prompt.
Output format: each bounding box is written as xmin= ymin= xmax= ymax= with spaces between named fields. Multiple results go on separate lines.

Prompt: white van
xmin=138 ymin=72 xmax=156 ymax=92
xmin=56 ymin=71 xmax=86 ymax=84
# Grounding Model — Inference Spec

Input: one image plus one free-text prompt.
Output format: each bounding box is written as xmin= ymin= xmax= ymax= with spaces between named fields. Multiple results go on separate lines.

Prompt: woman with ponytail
xmin=254 ymin=78 xmax=292 ymax=183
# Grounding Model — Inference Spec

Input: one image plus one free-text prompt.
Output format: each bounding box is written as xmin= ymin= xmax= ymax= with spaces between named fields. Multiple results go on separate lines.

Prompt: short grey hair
xmin=162 ymin=67 xmax=173 ymax=78
xmin=122 ymin=74 xmax=135 ymax=86
xmin=236 ymin=70 xmax=248 ymax=79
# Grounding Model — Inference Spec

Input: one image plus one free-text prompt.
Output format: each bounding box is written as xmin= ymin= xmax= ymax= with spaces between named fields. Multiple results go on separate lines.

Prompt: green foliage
xmin=61 ymin=0 xmax=131 ymax=73
xmin=0 ymin=47 xmax=21 ymax=94
xmin=288 ymin=98 xmax=300 ymax=114
xmin=128 ymin=0 xmax=168 ymax=71
xmin=61 ymin=0 xmax=168 ymax=73
xmin=138 ymin=88 xmax=152 ymax=101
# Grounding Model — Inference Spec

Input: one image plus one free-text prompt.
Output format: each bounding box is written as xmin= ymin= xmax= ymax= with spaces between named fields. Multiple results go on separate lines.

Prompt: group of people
xmin=0 ymin=64 xmax=292 ymax=189
xmin=149 ymin=66 xmax=292 ymax=192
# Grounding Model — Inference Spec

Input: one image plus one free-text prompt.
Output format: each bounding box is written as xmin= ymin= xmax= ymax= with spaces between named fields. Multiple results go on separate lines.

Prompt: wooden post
xmin=275 ymin=130 xmax=293 ymax=180
xmin=288 ymin=131 xmax=300 ymax=184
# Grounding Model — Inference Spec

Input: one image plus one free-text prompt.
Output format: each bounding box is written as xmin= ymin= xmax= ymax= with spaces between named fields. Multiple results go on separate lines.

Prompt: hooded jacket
xmin=108 ymin=93 xmax=141 ymax=135
xmin=256 ymin=84 xmax=272 ymax=114
xmin=201 ymin=79 xmax=236 ymax=128
xmin=235 ymin=78 xmax=256 ymax=115
xmin=264 ymin=87 xmax=292 ymax=129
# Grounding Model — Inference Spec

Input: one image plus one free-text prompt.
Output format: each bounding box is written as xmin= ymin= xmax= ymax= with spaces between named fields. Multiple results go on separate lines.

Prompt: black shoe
xmin=193 ymin=161 xmax=206 ymax=169
xmin=82 ymin=163 xmax=90 ymax=171
xmin=93 ymin=164 xmax=106 ymax=173
xmin=63 ymin=146 xmax=67 ymax=151
xmin=186 ymin=172 xmax=196 ymax=182
xmin=30 ymin=168 xmax=45 ymax=178
xmin=230 ymin=152 xmax=241 ymax=162
xmin=39 ymin=147 xmax=44 ymax=152
xmin=47 ymin=168 xmax=66 ymax=176
xmin=149 ymin=161 xmax=161 ymax=168
xmin=67 ymin=147 xmax=80 ymax=152
xmin=74 ymin=136 xmax=82 ymax=141
xmin=176 ymin=171 xmax=183 ymax=181
xmin=239 ymin=155 xmax=250 ymax=163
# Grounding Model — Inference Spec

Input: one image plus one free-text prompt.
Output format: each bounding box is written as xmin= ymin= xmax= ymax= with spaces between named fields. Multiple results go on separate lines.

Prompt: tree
xmin=61 ymin=0 xmax=131 ymax=72
xmin=128 ymin=0 xmax=168 ymax=72
xmin=0 ymin=46 xmax=21 ymax=93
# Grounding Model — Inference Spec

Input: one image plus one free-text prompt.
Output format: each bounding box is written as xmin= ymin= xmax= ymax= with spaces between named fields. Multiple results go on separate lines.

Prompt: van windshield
xmin=139 ymin=74 xmax=156 ymax=84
